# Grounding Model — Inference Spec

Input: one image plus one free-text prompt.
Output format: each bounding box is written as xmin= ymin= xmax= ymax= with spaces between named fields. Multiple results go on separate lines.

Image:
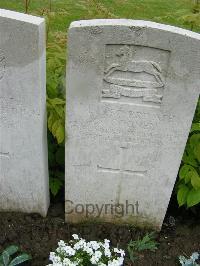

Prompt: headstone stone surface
xmin=65 ymin=19 xmax=200 ymax=229
xmin=0 ymin=9 xmax=49 ymax=216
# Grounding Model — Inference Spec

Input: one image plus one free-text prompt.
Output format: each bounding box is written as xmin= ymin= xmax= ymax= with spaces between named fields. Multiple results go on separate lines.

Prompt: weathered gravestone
xmin=0 ymin=9 xmax=49 ymax=216
xmin=65 ymin=19 xmax=200 ymax=229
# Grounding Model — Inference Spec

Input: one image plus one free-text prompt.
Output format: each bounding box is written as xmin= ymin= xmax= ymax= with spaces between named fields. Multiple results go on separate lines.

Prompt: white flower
xmin=104 ymin=239 xmax=110 ymax=246
xmin=114 ymin=248 xmax=125 ymax=257
xmin=117 ymin=257 xmax=124 ymax=265
xmin=191 ymin=252 xmax=199 ymax=261
xmin=63 ymin=245 xmax=75 ymax=256
xmin=88 ymin=241 xmax=100 ymax=250
xmin=58 ymin=240 xmax=66 ymax=247
xmin=104 ymin=247 xmax=111 ymax=258
xmin=49 ymin=236 xmax=125 ymax=266
xmin=83 ymin=245 xmax=94 ymax=256
xmin=90 ymin=250 xmax=102 ymax=264
xmin=63 ymin=258 xmax=71 ymax=265
xmin=108 ymin=257 xmax=124 ymax=266
xmin=103 ymin=239 xmax=110 ymax=249
xmin=102 ymin=240 xmax=111 ymax=258
xmin=49 ymin=252 xmax=62 ymax=264
xmin=95 ymin=250 xmax=102 ymax=259
xmin=72 ymin=234 xmax=79 ymax=240
xmin=63 ymin=258 xmax=79 ymax=266
xmin=73 ymin=238 xmax=86 ymax=250
xmin=91 ymin=256 xmax=98 ymax=264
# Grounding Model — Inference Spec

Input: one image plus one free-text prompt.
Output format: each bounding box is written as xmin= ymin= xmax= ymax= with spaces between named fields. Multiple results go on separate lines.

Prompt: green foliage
xmin=46 ymin=42 xmax=65 ymax=197
xmin=177 ymin=2 xmax=200 ymax=208
xmin=47 ymin=97 xmax=65 ymax=144
xmin=177 ymin=101 xmax=200 ymax=208
xmin=177 ymin=143 xmax=200 ymax=207
xmin=127 ymin=232 xmax=158 ymax=262
xmin=47 ymin=42 xmax=66 ymax=98
xmin=0 ymin=245 xmax=31 ymax=266
xmin=179 ymin=0 xmax=200 ymax=30
xmin=179 ymin=252 xmax=200 ymax=266
xmin=181 ymin=13 xmax=200 ymax=30
xmin=48 ymin=132 xmax=65 ymax=196
xmin=50 ymin=177 xmax=64 ymax=197
xmin=44 ymin=0 xmax=67 ymax=196
xmin=45 ymin=13 xmax=66 ymax=197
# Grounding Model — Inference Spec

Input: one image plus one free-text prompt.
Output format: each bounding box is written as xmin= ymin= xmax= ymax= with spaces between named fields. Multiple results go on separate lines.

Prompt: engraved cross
xmin=97 ymin=143 xmax=147 ymax=204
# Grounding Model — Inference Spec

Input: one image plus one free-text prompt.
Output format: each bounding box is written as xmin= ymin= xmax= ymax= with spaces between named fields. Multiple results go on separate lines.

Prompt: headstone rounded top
xmin=69 ymin=19 xmax=200 ymax=40
xmin=0 ymin=8 xmax=44 ymax=25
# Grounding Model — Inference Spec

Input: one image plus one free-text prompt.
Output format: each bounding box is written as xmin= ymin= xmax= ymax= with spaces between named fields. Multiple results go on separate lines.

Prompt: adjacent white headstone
xmin=65 ymin=19 xmax=200 ymax=229
xmin=0 ymin=9 xmax=49 ymax=216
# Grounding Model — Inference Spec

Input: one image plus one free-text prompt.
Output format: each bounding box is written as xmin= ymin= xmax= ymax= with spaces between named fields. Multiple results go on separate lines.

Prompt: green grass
xmin=0 ymin=0 xmax=199 ymax=34
xmin=0 ymin=0 xmax=199 ymax=63
xmin=0 ymin=0 xmax=199 ymax=61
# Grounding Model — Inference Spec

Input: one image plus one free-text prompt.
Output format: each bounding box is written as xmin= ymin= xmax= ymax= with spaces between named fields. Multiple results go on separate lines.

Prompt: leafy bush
xmin=47 ymin=97 xmax=65 ymax=145
xmin=46 ymin=43 xmax=65 ymax=196
xmin=45 ymin=8 xmax=66 ymax=197
xmin=48 ymin=234 xmax=125 ymax=266
xmin=177 ymin=101 xmax=200 ymax=208
xmin=46 ymin=43 xmax=66 ymax=99
xmin=127 ymin=232 xmax=158 ymax=262
xmin=0 ymin=245 xmax=31 ymax=266
xmin=48 ymin=131 xmax=65 ymax=197
xmin=176 ymin=1 xmax=200 ymax=209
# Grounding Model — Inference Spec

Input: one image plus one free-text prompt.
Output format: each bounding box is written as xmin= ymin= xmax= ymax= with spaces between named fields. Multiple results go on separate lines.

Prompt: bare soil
xmin=0 ymin=195 xmax=199 ymax=266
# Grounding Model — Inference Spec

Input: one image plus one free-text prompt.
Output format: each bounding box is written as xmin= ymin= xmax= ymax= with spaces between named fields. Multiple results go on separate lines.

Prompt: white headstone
xmin=65 ymin=19 xmax=200 ymax=229
xmin=0 ymin=9 xmax=49 ymax=216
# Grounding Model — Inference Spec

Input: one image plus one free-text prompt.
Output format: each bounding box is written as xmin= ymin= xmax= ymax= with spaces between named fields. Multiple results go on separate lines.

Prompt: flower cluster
xmin=179 ymin=252 xmax=200 ymax=266
xmin=48 ymin=234 xmax=125 ymax=266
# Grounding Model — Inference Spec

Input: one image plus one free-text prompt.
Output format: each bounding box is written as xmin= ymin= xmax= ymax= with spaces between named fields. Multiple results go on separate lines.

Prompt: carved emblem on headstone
xmin=0 ymin=49 xmax=6 ymax=81
xmin=102 ymin=45 xmax=167 ymax=106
